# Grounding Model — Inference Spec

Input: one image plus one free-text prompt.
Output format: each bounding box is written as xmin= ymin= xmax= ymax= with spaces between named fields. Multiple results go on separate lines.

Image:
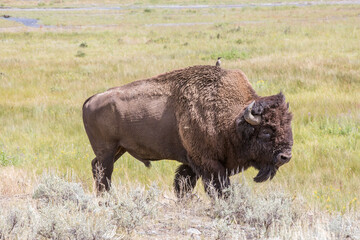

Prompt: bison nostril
xmin=278 ymin=153 xmax=292 ymax=163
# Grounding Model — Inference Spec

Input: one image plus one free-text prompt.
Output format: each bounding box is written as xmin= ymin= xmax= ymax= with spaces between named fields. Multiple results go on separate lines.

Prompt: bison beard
xmin=82 ymin=65 xmax=293 ymax=198
xmin=253 ymin=165 xmax=278 ymax=183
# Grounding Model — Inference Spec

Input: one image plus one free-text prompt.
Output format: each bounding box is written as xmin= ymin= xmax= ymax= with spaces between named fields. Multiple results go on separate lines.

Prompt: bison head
xmin=236 ymin=93 xmax=293 ymax=182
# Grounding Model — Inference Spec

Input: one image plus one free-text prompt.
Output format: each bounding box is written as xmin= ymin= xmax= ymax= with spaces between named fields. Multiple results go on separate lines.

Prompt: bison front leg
xmin=202 ymin=173 xmax=230 ymax=198
xmin=200 ymin=161 xmax=230 ymax=198
xmin=173 ymin=164 xmax=199 ymax=198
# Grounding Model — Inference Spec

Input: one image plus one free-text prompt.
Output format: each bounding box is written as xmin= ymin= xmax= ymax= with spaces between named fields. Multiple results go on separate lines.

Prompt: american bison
xmin=83 ymin=65 xmax=293 ymax=197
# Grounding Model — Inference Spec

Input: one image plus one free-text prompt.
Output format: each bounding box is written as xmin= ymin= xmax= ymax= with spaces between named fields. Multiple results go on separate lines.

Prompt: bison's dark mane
xmin=164 ymin=65 xmax=258 ymax=169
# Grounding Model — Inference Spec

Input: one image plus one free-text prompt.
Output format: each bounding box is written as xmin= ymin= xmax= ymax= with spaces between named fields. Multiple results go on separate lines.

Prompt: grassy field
xmin=0 ymin=1 xmax=359 ymax=235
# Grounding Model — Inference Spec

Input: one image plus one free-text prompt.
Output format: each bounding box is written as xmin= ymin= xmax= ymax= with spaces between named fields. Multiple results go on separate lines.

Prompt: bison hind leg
xmin=92 ymin=146 xmax=127 ymax=193
xmin=91 ymin=156 xmax=109 ymax=193
xmin=174 ymin=164 xmax=199 ymax=198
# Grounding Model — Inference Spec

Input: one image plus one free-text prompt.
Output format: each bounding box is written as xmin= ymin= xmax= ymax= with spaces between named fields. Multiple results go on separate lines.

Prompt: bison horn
xmin=244 ymin=101 xmax=261 ymax=125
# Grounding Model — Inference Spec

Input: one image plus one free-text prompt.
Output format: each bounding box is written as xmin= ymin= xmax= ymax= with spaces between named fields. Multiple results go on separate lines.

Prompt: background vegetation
xmin=0 ymin=1 xmax=359 ymax=238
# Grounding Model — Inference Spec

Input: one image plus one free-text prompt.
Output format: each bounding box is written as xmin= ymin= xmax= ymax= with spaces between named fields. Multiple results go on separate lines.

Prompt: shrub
xmin=212 ymin=182 xmax=299 ymax=238
xmin=75 ymin=51 xmax=85 ymax=57
xmin=110 ymin=183 xmax=160 ymax=232
xmin=33 ymin=175 xmax=90 ymax=207
xmin=79 ymin=42 xmax=88 ymax=48
xmin=0 ymin=175 xmax=160 ymax=239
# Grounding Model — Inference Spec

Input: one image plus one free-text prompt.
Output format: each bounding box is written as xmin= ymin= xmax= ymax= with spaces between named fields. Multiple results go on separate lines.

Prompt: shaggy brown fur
xmin=171 ymin=67 xmax=257 ymax=169
xmin=83 ymin=65 xmax=293 ymax=197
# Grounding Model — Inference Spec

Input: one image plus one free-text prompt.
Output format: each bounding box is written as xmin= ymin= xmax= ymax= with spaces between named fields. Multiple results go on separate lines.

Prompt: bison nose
xmin=276 ymin=153 xmax=292 ymax=166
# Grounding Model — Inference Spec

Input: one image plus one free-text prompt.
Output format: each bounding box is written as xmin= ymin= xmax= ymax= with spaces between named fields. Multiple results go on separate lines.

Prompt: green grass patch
xmin=0 ymin=150 xmax=21 ymax=166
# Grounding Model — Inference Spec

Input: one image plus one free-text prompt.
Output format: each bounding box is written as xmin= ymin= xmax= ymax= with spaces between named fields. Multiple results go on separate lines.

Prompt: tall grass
xmin=0 ymin=4 xmax=359 ymax=214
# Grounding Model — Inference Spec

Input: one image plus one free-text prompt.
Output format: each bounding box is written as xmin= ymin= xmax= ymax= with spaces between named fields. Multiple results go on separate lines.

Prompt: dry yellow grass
xmin=0 ymin=167 xmax=33 ymax=196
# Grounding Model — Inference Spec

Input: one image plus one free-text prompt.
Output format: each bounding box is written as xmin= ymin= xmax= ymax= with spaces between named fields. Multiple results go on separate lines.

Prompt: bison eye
xmin=259 ymin=128 xmax=273 ymax=140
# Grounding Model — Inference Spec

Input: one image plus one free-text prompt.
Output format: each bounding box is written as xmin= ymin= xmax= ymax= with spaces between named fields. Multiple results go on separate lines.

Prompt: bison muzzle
xmin=83 ymin=65 xmax=293 ymax=197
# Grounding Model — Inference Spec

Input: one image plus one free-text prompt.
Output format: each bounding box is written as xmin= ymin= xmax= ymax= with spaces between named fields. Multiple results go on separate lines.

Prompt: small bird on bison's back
xmin=216 ymin=57 xmax=221 ymax=67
